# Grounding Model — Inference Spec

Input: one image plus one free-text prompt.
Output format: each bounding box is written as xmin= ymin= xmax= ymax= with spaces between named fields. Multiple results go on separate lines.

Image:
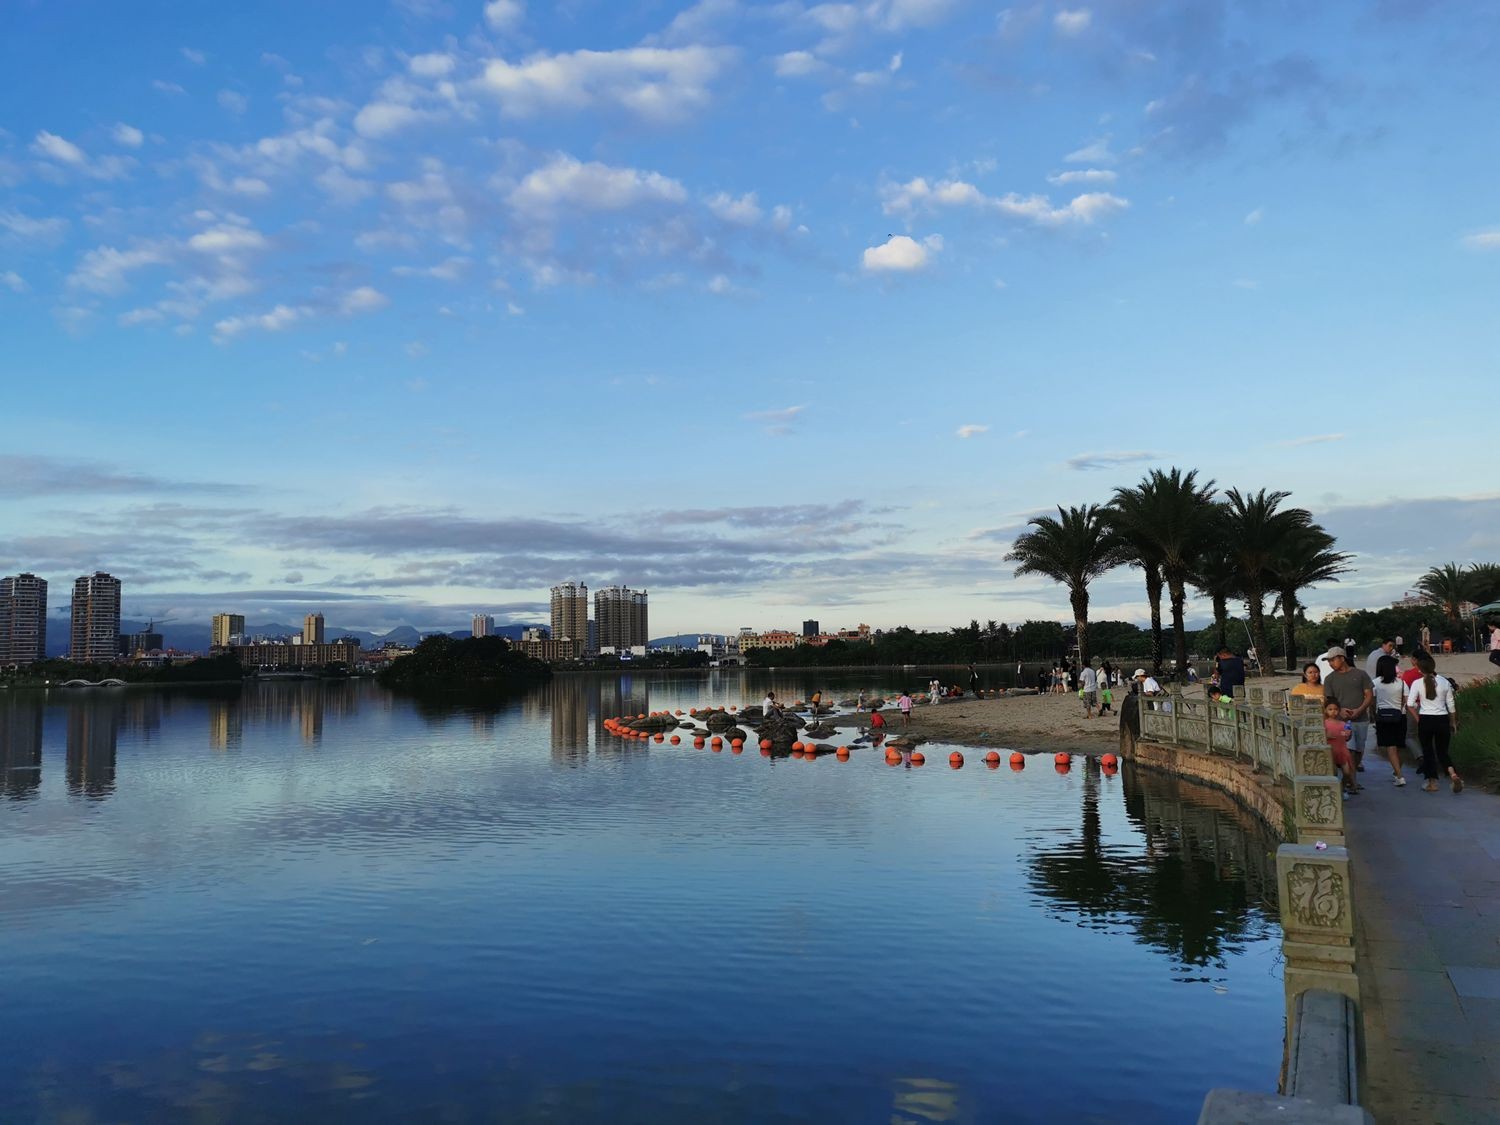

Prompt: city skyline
xmin=2 ymin=1 xmax=1497 ymax=636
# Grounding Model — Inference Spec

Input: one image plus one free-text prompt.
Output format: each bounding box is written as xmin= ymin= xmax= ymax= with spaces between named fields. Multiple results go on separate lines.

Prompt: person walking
xmin=1406 ymin=651 xmax=1461 ymax=793
xmin=1488 ymin=621 xmax=1500 ymax=669
xmin=1098 ymin=662 xmax=1115 ymax=716
xmin=1290 ymin=663 xmax=1324 ymax=704
xmin=1372 ymin=654 xmax=1408 ymax=786
xmin=1078 ymin=662 xmax=1098 ymax=719
xmin=1322 ymin=647 xmax=1375 ymax=773
xmin=1322 ymin=700 xmax=1360 ymax=798
xmin=1419 ymin=622 xmax=1432 ymax=653
xmin=897 ymin=691 xmax=913 ymax=728
xmin=1315 ymin=637 xmax=1341 ymax=683
xmin=968 ymin=663 xmax=981 ymax=698
xmin=928 ymin=678 xmax=942 ymax=706
xmin=1364 ymin=638 xmax=1398 ymax=679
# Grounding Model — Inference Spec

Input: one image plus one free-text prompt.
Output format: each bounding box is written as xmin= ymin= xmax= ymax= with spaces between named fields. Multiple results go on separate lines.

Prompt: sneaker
xmin=1356 ymin=764 xmax=1366 ymax=772
xmin=1424 ymin=780 xmax=1439 ymax=792
xmin=1452 ymin=775 xmax=1464 ymax=794
xmin=1342 ymin=790 xmax=1352 ymax=800
xmin=1393 ymin=775 xmax=1406 ymax=787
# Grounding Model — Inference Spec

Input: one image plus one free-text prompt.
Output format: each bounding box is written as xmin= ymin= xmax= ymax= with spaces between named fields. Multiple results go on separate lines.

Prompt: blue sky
xmin=2 ymin=0 xmax=1497 ymax=635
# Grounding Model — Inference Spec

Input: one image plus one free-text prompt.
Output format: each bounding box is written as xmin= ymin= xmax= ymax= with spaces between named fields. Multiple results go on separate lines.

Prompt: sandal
xmin=1424 ymin=780 xmax=1439 ymax=792
xmin=1451 ymin=775 xmax=1464 ymax=794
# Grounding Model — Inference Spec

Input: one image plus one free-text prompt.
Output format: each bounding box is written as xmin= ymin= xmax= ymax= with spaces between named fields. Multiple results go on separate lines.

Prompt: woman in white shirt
xmin=1405 ymin=652 xmax=1461 ymax=793
xmin=1371 ymin=654 xmax=1407 ymax=787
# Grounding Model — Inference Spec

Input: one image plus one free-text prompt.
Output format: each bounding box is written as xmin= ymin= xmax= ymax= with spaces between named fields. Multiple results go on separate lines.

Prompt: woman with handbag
xmin=1372 ymin=654 xmax=1407 ymax=787
xmin=1405 ymin=651 xmax=1461 ymax=793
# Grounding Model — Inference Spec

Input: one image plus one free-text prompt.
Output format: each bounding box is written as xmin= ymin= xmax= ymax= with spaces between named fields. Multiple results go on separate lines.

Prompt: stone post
xmin=1292 ymin=774 xmax=1344 ymax=845
xmin=1169 ymin=688 xmax=1181 ymax=745
xmin=1296 ymin=741 xmax=1334 ymax=779
xmin=1277 ymin=843 xmax=1359 ymax=1035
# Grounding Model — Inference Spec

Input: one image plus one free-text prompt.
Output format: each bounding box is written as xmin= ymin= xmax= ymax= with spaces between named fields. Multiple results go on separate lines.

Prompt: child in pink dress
xmin=1323 ymin=700 xmax=1359 ymax=798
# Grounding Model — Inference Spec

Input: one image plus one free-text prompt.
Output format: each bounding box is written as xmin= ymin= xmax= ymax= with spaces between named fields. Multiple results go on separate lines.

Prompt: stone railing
xmin=1125 ymin=685 xmax=1363 ymax=1121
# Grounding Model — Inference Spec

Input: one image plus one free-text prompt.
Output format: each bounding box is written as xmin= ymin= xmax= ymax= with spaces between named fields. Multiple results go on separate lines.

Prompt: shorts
xmin=1348 ymin=721 xmax=1375 ymax=753
xmin=1080 ymin=691 xmax=1098 ymax=707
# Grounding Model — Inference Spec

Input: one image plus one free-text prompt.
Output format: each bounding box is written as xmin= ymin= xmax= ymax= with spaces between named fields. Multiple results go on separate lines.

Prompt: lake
xmin=0 ymin=673 xmax=1284 ymax=1122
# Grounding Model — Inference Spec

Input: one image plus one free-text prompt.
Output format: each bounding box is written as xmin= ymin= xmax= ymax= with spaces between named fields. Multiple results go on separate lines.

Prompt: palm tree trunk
xmin=1168 ymin=577 xmax=1189 ymax=683
xmin=1145 ymin=563 xmax=1164 ymax=676
xmin=1280 ymin=587 xmax=1299 ymax=672
xmin=1071 ymin=586 xmax=1090 ymax=668
xmin=1245 ymin=584 xmax=1272 ymax=677
xmin=1213 ymin=593 xmax=1228 ymax=654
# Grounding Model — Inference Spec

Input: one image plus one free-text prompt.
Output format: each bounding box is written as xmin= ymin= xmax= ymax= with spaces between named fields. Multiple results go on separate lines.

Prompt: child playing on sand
xmin=870 ymin=705 xmax=886 ymax=736
xmin=897 ymin=692 xmax=913 ymax=727
xmin=1323 ymin=700 xmax=1360 ymax=798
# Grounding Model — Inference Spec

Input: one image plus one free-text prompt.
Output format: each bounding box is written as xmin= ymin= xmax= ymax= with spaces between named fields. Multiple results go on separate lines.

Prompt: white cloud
xmin=862 ymin=233 xmax=940 ymax=272
xmin=394 ymin=256 xmax=471 ymax=282
xmin=1277 ymin=433 xmax=1345 ymax=448
xmin=1065 ymin=450 xmax=1159 ymax=471
xmin=1460 ymin=229 xmax=1500 ymax=250
xmin=316 ymin=166 xmax=375 ymax=204
xmin=956 ymin=424 xmax=989 ymax=439
xmin=218 ymin=89 xmax=249 ymax=114
xmin=67 ymin=244 xmax=170 ymax=294
xmin=509 ymin=155 xmax=688 ymax=216
xmin=1064 ymin=137 xmax=1115 ymax=164
xmin=111 ymin=123 xmax=145 ymax=148
xmin=0 ymin=209 xmax=69 ymax=243
xmin=186 ymin=224 xmax=268 ymax=255
xmin=32 ymin=130 xmax=87 ymax=166
xmin=744 ymin=404 xmax=805 ymax=434
xmin=213 ymin=304 xmax=308 ymax=341
xmin=1054 ymin=9 xmax=1092 ymax=35
xmin=476 ymin=45 xmax=733 ymax=123
xmin=409 ymin=52 xmax=456 ymax=78
xmin=706 ymin=191 xmax=761 ymax=225
xmin=507 ymin=301 xmax=525 ymax=316
xmin=773 ymin=50 xmax=828 ymax=78
xmin=1047 ymin=168 xmax=1116 ymax=185
xmin=0 ymin=270 xmax=26 ymax=293
xmin=354 ymin=101 xmax=433 ymax=138
xmin=881 ymin=177 xmax=1128 ymax=226
xmin=181 ymin=47 xmax=207 ymax=65
xmin=889 ymin=51 xmax=903 ymax=72
xmin=340 ymin=286 xmax=390 ymax=314
xmin=152 ymin=80 xmax=186 ymax=96
xmin=484 ymin=0 xmax=525 ymax=31
xmin=1244 ymin=206 xmax=1264 ymax=225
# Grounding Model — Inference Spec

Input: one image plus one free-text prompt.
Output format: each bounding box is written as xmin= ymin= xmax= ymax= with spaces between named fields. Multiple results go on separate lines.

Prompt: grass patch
xmin=1453 ymin=678 xmax=1500 ymax=789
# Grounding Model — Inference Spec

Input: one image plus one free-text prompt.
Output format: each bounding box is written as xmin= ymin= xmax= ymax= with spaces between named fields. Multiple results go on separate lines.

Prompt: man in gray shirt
xmin=1324 ymin=648 xmax=1375 ymax=772
xmin=1364 ymin=638 xmax=1397 ymax=679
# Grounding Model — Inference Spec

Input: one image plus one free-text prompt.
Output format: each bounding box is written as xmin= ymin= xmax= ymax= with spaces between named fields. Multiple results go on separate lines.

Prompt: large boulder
xmin=703 ymin=710 xmax=737 ymax=732
xmin=756 ymin=707 xmax=802 ymax=747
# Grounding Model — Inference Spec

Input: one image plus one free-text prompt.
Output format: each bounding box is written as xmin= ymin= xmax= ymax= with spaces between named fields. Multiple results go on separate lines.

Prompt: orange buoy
xmin=760 ymin=747 xmax=772 ymax=757
xmin=759 ymin=739 xmax=773 ymax=750
xmin=654 ymin=733 xmax=664 ymax=743
xmin=1054 ymin=753 xmax=1070 ymax=766
xmin=731 ymin=738 xmax=744 ymax=749
xmin=1102 ymin=760 xmax=1118 ymax=774
xmin=729 ymin=705 xmax=737 ymax=712
xmin=1010 ymin=752 xmax=1025 ymax=766
xmin=675 ymin=709 xmax=683 ymax=716
xmin=985 ymin=757 xmax=1000 ymax=770
xmin=949 ymin=751 xmax=964 ymax=768
xmin=835 ymin=746 xmax=849 ymax=757
xmin=885 ymin=748 xmax=901 ymax=762
xmin=910 ymin=751 xmax=925 ymax=765
xmin=731 ymin=743 xmax=744 ymax=754
xmin=886 ymin=755 xmax=901 ymax=767
xmin=1055 ymin=761 xmax=1072 ymax=774
xmin=637 ymin=713 xmax=645 ymax=719
xmin=792 ymin=749 xmax=805 ymax=758
xmin=711 ymin=736 xmax=723 ymax=748
xmin=694 ymin=738 xmax=705 ymax=748
xmin=690 ymin=708 xmax=697 ymax=716
xmin=984 ymin=751 xmax=1000 ymax=764
xmin=791 ymin=741 xmax=805 ymax=752
xmin=670 ymin=735 xmax=680 ymax=745
xmin=1101 ymin=753 xmax=1118 ymax=768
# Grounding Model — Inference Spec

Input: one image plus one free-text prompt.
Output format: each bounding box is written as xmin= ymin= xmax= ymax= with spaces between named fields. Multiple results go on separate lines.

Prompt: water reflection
xmin=1025 ymin=761 xmax=1280 ymax=970
xmin=65 ymin=698 xmax=118 ymax=800
xmin=1 ymin=695 xmax=43 ymax=800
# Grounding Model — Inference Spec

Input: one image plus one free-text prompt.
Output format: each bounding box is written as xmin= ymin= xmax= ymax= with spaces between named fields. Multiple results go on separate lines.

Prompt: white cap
xmin=1133 ymin=668 xmax=1147 ymax=677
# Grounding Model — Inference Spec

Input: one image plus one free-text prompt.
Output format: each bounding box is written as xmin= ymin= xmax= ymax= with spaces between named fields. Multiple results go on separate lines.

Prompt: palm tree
xmin=1189 ymin=508 xmax=1241 ymax=655
xmin=1468 ymin=563 xmax=1500 ymax=606
xmin=1222 ymin=489 xmax=1311 ymax=675
xmin=1415 ymin=563 xmax=1473 ymax=631
xmin=1108 ymin=468 xmax=1217 ymax=682
xmin=1269 ymin=525 xmax=1351 ymax=671
xmin=1005 ymin=505 xmax=1122 ymax=668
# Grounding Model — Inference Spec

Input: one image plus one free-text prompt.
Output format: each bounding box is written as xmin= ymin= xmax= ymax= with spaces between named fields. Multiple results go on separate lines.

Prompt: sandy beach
xmin=867 ymin=652 xmax=1498 ymax=755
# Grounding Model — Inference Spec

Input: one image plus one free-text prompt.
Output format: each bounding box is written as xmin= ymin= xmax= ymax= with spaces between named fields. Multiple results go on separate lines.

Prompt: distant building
xmin=211 ymin=613 xmax=246 ymax=649
xmin=230 ymin=640 xmax=361 ymax=669
xmin=803 ymin=619 xmax=819 ymax=637
xmin=595 ymin=585 xmax=648 ymax=652
xmin=740 ymin=629 xmax=799 ymax=651
xmin=471 ymin=614 xmax=494 ymax=638
xmin=513 ymin=635 xmax=581 ymax=662
xmin=0 ymin=573 xmax=48 ymax=664
xmin=119 ymin=628 xmax=163 ymax=657
xmin=303 ymin=612 xmax=325 ymax=646
xmin=70 ymin=572 xmax=122 ymax=663
xmin=551 ymin=582 xmax=589 ymax=653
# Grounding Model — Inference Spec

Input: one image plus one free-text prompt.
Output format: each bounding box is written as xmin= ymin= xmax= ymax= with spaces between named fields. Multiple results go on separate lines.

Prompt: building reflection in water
xmin=65 ymin=697 xmax=119 ymax=801
xmin=549 ymin=674 xmax=591 ymax=762
xmin=1024 ymin=762 xmax=1279 ymax=970
xmin=208 ymin=697 xmax=243 ymax=751
xmin=1 ymin=695 xmax=44 ymax=801
xmin=589 ymin=676 xmax=651 ymax=760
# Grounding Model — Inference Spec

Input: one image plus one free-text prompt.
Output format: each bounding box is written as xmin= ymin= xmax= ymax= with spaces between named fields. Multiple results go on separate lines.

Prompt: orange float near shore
xmin=949 ymin=751 xmax=964 ymax=769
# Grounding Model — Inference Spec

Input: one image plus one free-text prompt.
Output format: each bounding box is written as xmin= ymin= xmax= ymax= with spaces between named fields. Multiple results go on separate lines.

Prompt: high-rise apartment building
xmin=803 ymin=619 xmax=820 ymax=637
xmin=303 ymin=612 xmax=325 ymax=646
xmin=595 ymin=586 xmax=648 ymax=652
xmin=0 ymin=573 xmax=48 ymax=664
xmin=70 ymin=572 xmax=122 ymax=663
xmin=550 ymin=582 xmax=589 ymax=651
xmin=211 ymin=613 xmax=246 ymax=649
xmin=471 ymin=614 xmax=494 ymax=638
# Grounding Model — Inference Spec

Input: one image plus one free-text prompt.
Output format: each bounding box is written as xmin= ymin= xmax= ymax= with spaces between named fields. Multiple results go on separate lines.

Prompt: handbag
xmin=1376 ymin=707 xmax=1403 ymax=722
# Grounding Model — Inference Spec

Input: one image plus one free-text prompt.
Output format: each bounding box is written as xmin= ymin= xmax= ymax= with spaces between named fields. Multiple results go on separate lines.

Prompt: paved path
xmin=1344 ymin=767 xmax=1500 ymax=1122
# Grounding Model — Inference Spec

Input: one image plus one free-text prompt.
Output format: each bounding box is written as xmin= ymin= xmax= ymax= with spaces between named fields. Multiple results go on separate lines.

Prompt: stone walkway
xmin=1344 ymin=766 xmax=1500 ymax=1122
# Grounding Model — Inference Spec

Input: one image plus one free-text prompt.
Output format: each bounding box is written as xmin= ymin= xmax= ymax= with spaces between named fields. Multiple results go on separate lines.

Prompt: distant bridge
xmin=56 ymin=678 xmax=128 ymax=687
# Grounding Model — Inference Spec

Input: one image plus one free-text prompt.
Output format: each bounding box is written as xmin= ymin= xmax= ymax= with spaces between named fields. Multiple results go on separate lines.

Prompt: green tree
xmin=1468 ymin=563 xmax=1500 ymax=606
xmin=1005 ymin=505 xmax=1122 ymax=668
xmin=1269 ymin=524 xmax=1351 ymax=671
xmin=1416 ymin=562 xmax=1475 ymax=631
xmin=1223 ymin=488 xmax=1312 ymax=675
xmin=1189 ymin=515 xmax=1242 ymax=656
xmin=1108 ymin=467 xmax=1217 ymax=682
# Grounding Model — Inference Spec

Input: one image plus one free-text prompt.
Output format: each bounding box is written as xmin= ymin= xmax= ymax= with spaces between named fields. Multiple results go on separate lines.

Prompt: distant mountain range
xmin=43 ymin=620 xmax=546 ymax=658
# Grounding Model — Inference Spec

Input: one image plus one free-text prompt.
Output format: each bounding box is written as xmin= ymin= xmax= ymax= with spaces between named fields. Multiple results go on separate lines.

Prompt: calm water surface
xmin=0 ymin=673 xmax=1283 ymax=1123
